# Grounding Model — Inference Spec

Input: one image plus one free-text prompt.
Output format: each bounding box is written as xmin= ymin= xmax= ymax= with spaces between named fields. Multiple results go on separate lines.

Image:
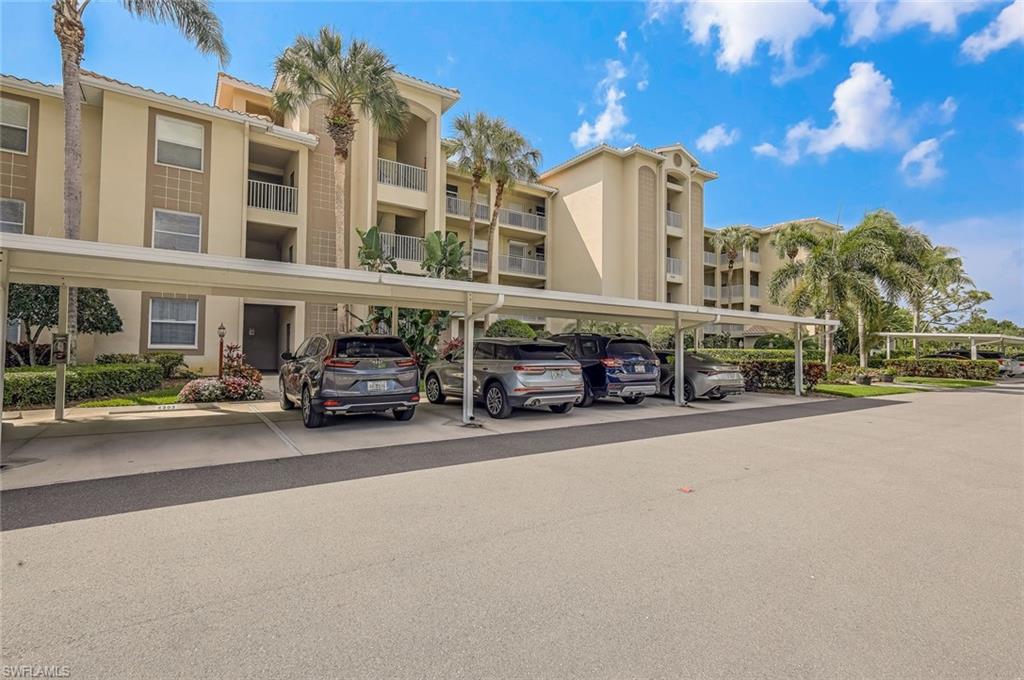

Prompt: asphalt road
xmin=1 ymin=387 xmax=1021 ymax=679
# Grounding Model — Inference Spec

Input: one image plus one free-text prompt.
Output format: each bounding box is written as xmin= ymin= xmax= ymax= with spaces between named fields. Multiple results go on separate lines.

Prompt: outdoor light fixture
xmin=218 ymin=323 xmax=226 ymax=378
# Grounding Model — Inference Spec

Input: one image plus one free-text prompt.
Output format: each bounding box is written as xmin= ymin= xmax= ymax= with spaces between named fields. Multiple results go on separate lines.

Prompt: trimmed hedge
xmin=4 ymin=363 xmax=164 ymax=409
xmin=485 ymin=319 xmax=536 ymax=339
xmin=703 ymin=348 xmax=825 ymax=363
xmin=96 ymin=351 xmax=185 ymax=378
xmin=883 ymin=358 xmax=999 ymax=381
xmin=734 ymin=359 xmax=826 ymax=392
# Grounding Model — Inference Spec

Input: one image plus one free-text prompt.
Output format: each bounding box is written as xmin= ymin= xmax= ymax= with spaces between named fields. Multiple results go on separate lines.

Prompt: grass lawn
xmin=78 ymin=386 xmax=182 ymax=408
xmin=814 ymin=383 xmax=922 ymax=398
xmin=896 ymin=376 xmax=995 ymax=389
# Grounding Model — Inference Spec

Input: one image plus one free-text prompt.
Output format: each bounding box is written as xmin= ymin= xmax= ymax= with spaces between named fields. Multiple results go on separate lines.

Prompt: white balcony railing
xmin=379 ymin=232 xmax=425 ymax=263
xmin=749 ymin=284 xmax=761 ymax=299
xmin=703 ymin=251 xmax=717 ymax=266
xmin=467 ymin=249 xmax=488 ymax=270
xmin=666 ymin=210 xmax=683 ymax=229
xmin=498 ymin=313 xmax=545 ymax=324
xmin=377 ymin=158 xmax=427 ymax=192
xmin=720 ymin=284 xmax=744 ymax=300
xmin=720 ymin=253 xmax=744 ymax=266
xmin=705 ymin=323 xmax=745 ymax=336
xmin=247 ymin=179 xmax=298 ymax=214
xmin=749 ymin=251 xmax=761 ymax=265
xmin=445 ymin=195 xmax=489 ymax=220
xmin=500 ymin=254 xmax=546 ymax=277
xmin=703 ymin=285 xmax=717 ymax=300
xmin=666 ymin=256 xmax=683 ymax=277
xmin=499 ymin=207 xmax=547 ymax=233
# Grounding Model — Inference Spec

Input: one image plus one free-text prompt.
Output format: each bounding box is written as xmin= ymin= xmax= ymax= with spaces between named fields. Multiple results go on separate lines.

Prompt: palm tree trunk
xmin=333 ymin=151 xmax=348 ymax=331
xmin=857 ymin=308 xmax=867 ymax=368
xmin=467 ymin=179 xmax=480 ymax=281
xmin=487 ymin=182 xmax=505 ymax=286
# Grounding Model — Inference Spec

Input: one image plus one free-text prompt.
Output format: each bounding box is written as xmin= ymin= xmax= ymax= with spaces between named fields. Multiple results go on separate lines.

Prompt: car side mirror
xmin=281 ymin=351 xmax=294 ymax=361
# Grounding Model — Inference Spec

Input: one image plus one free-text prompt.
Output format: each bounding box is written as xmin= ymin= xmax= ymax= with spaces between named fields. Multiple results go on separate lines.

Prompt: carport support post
xmin=55 ymin=283 xmax=69 ymax=421
xmin=794 ymin=323 xmax=804 ymax=397
xmin=462 ymin=294 xmax=475 ymax=425
xmin=970 ymin=337 xmax=977 ymax=360
xmin=886 ymin=336 xmax=893 ymax=360
xmin=674 ymin=318 xmax=686 ymax=406
xmin=0 ymin=251 xmax=7 ymax=421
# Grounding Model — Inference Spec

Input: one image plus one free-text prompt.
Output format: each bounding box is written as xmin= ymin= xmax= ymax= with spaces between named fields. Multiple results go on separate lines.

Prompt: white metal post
xmin=55 ymin=282 xmax=69 ymax=420
xmin=0 ymin=251 xmax=7 ymax=429
xmin=970 ymin=337 xmax=977 ymax=360
xmin=794 ymin=323 xmax=804 ymax=397
xmin=462 ymin=293 xmax=475 ymax=425
xmin=886 ymin=336 xmax=892 ymax=360
xmin=674 ymin=321 xmax=686 ymax=406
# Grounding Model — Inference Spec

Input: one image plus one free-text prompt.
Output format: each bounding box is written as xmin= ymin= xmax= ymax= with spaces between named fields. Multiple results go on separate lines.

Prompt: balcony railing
xmin=703 ymin=251 xmax=717 ymax=266
xmin=749 ymin=251 xmax=761 ymax=265
xmin=666 ymin=210 xmax=683 ymax=229
xmin=720 ymin=284 xmax=744 ymax=300
xmin=666 ymin=256 xmax=683 ymax=277
xmin=720 ymin=253 xmax=744 ymax=266
xmin=499 ymin=207 xmax=547 ymax=233
xmin=498 ymin=313 xmax=546 ymax=324
xmin=377 ymin=158 xmax=426 ymax=192
xmin=703 ymin=285 xmax=717 ymax=300
xmin=749 ymin=284 xmax=761 ymax=299
xmin=500 ymin=254 xmax=546 ymax=277
xmin=466 ymin=249 xmax=488 ymax=270
xmin=445 ymin=195 xmax=489 ymax=220
xmin=247 ymin=179 xmax=298 ymax=214
xmin=705 ymin=323 xmax=745 ymax=336
xmin=379 ymin=232 xmax=425 ymax=263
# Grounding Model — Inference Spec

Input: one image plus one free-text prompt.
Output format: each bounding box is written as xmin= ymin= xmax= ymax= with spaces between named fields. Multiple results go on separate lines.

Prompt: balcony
xmin=499 ymin=207 xmax=546 ymax=233
xmin=720 ymin=253 xmax=744 ymax=266
xmin=703 ymin=251 xmax=717 ymax=266
xmin=749 ymin=251 xmax=761 ymax=265
xmin=377 ymin=158 xmax=426 ymax=192
xmin=500 ymin=254 xmax=546 ymax=277
xmin=749 ymin=284 xmax=761 ymax=299
xmin=247 ymin=179 xmax=298 ymax=214
xmin=467 ymin=249 xmax=488 ymax=271
xmin=497 ymin=313 xmax=546 ymax=325
xmin=446 ymin=195 xmax=489 ymax=221
xmin=379 ymin=232 xmax=425 ymax=264
xmin=720 ymin=284 xmax=744 ymax=300
xmin=666 ymin=210 xmax=683 ymax=229
xmin=703 ymin=285 xmax=717 ymax=300
xmin=666 ymin=256 xmax=683 ymax=279
xmin=705 ymin=323 xmax=745 ymax=336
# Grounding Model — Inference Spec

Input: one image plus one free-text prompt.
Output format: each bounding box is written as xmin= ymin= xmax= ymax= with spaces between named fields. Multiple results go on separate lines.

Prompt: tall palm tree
xmin=483 ymin=121 xmax=541 ymax=284
xmin=906 ymin=244 xmax=971 ymax=357
xmin=710 ymin=225 xmax=759 ymax=312
xmin=447 ymin=112 xmax=496 ymax=280
xmin=769 ymin=222 xmax=813 ymax=262
xmin=53 ymin=0 xmax=229 ymax=358
xmin=273 ymin=27 xmax=408 ymax=329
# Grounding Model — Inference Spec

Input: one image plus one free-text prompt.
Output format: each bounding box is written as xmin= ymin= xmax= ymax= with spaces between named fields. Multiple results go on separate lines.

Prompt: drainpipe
xmin=462 ymin=293 xmax=505 ymax=425
xmin=55 ymin=282 xmax=69 ymax=421
xmin=794 ymin=323 xmax=804 ymax=396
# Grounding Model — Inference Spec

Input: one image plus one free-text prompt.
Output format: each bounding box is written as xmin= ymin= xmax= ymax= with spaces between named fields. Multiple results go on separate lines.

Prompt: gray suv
xmin=280 ymin=334 xmax=420 ymax=428
xmin=423 ymin=338 xmax=583 ymax=418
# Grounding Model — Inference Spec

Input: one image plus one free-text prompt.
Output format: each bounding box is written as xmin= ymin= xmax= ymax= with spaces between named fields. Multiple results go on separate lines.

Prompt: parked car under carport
xmin=655 ymin=350 xmax=745 ymax=402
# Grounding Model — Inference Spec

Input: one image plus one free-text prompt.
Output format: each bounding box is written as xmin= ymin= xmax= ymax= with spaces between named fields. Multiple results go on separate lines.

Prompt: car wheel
xmin=425 ymin=374 xmax=446 ymax=404
xmin=622 ymin=394 xmax=646 ymax=405
xmin=484 ymin=382 xmax=513 ymax=419
xmin=708 ymin=394 xmax=727 ymax=401
xmin=683 ymin=380 xmax=695 ymax=403
xmin=279 ymin=378 xmax=294 ymax=410
xmin=393 ymin=406 xmax=416 ymax=421
xmin=549 ymin=402 xmax=573 ymax=414
xmin=578 ymin=377 xmax=595 ymax=407
xmin=301 ymin=386 xmax=325 ymax=428
xmin=668 ymin=380 xmax=676 ymax=401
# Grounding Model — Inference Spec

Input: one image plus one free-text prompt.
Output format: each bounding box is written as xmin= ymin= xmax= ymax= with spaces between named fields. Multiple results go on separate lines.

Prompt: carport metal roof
xmin=877 ymin=332 xmax=1024 ymax=346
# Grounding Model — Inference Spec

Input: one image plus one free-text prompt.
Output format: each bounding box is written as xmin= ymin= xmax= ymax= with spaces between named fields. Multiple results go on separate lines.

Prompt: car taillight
xmin=395 ymin=358 xmax=417 ymax=368
xmin=568 ymin=365 xmax=582 ymax=374
xmin=513 ymin=364 xmax=546 ymax=374
xmin=325 ymin=358 xmax=358 ymax=368
xmin=600 ymin=358 xmax=623 ymax=368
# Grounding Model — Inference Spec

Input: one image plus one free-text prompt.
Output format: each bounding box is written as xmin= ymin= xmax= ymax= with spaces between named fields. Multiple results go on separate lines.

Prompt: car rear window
xmin=334 ymin=338 xmax=410 ymax=358
xmin=607 ymin=340 xmax=656 ymax=360
xmin=516 ymin=343 xmax=572 ymax=361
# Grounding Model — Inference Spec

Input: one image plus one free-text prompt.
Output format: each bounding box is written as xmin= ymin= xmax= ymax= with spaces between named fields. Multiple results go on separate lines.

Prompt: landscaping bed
xmin=814 ymin=384 xmax=921 ymax=398
xmin=77 ymin=383 xmax=188 ymax=408
xmin=896 ymin=376 xmax=995 ymax=389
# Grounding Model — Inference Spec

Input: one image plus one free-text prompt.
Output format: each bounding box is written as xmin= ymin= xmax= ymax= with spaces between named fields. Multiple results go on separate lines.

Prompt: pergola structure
xmin=1 ymin=233 xmax=837 ymax=424
xmin=878 ymin=332 xmax=1024 ymax=359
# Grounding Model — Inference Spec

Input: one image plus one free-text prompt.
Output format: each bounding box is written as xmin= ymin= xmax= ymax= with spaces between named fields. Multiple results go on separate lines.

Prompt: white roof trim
xmin=878 ymin=332 xmax=1024 ymax=345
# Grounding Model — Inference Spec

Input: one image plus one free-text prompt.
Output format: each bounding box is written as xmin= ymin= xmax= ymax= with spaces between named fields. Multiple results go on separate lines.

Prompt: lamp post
xmin=217 ymin=323 xmax=226 ymax=378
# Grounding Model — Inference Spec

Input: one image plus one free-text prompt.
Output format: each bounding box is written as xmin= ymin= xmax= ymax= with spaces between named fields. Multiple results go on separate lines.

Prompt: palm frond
xmin=121 ymin=0 xmax=229 ymax=65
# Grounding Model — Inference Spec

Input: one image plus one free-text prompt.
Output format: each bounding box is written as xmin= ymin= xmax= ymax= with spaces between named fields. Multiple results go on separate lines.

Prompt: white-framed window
xmin=149 ymin=298 xmax=199 ymax=349
xmin=155 ymin=115 xmax=204 ymax=171
xmin=152 ymin=208 xmax=201 ymax=252
xmin=0 ymin=98 xmax=29 ymax=154
xmin=0 ymin=198 xmax=26 ymax=233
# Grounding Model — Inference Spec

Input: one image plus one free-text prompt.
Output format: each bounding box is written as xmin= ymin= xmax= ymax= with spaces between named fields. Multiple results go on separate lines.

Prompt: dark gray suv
xmin=280 ymin=334 xmax=420 ymax=428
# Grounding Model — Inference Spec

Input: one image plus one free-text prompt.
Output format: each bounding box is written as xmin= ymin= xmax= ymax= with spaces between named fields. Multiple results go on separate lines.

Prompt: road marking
xmin=249 ymin=406 xmax=304 ymax=456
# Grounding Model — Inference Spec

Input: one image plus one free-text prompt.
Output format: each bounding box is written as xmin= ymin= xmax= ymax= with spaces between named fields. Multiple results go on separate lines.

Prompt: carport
xmin=878 ymin=332 xmax=1024 ymax=359
xmin=0 ymin=233 xmax=836 ymax=425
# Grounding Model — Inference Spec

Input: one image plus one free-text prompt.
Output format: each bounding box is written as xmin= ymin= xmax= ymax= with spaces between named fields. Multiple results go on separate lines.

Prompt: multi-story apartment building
xmin=0 ymin=66 xmax=832 ymax=371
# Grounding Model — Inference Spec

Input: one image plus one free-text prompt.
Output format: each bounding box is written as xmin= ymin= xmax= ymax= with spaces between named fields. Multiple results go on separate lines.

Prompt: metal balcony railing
xmin=666 ymin=210 xmax=683 ymax=229
xmin=720 ymin=253 xmax=744 ymax=266
xmin=703 ymin=285 xmax=717 ymax=300
xmin=379 ymin=232 xmax=425 ymax=263
xmin=499 ymin=207 xmax=547 ymax=233
xmin=703 ymin=251 xmax=717 ymax=266
xmin=749 ymin=284 xmax=761 ymax=299
xmin=445 ymin=195 xmax=489 ymax=220
xmin=749 ymin=251 xmax=761 ymax=265
xmin=247 ymin=179 xmax=298 ymax=214
xmin=665 ymin=256 xmax=683 ymax=277
xmin=705 ymin=323 xmax=745 ymax=336
xmin=499 ymin=254 xmax=546 ymax=276
xmin=377 ymin=158 xmax=427 ymax=192
xmin=719 ymin=284 xmax=745 ymax=300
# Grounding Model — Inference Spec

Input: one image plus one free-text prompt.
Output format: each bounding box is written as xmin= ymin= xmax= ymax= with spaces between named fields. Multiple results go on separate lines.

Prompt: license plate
xmin=366 ymin=380 xmax=388 ymax=393
xmin=632 ymin=365 xmax=645 ymax=373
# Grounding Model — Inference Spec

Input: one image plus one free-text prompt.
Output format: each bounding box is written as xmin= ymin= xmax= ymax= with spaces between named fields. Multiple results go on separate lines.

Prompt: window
xmin=1 ymin=198 xmax=25 ymax=233
xmin=0 ymin=98 xmax=29 ymax=153
xmin=580 ymin=337 xmax=601 ymax=357
xmin=607 ymin=340 xmax=656 ymax=360
xmin=155 ymin=115 xmax=204 ymax=171
xmin=517 ymin=344 xmax=570 ymax=361
xmin=494 ymin=344 xmax=516 ymax=361
xmin=149 ymin=298 xmax=199 ymax=348
xmin=334 ymin=337 xmax=410 ymax=358
xmin=445 ymin=184 xmax=459 ymax=198
xmin=750 ymin=305 xmax=760 ymax=313
xmin=153 ymin=209 xmax=201 ymax=252
xmin=473 ymin=342 xmax=495 ymax=360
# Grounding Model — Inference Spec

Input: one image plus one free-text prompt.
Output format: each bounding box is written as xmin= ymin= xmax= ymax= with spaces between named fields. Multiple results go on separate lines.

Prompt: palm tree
xmin=769 ymin=222 xmax=814 ymax=262
xmin=483 ymin=121 xmax=541 ymax=284
xmin=447 ymin=112 xmax=496 ymax=280
xmin=52 ymin=0 xmax=229 ymax=358
xmin=710 ymin=225 xmax=759 ymax=312
xmin=906 ymin=244 xmax=971 ymax=357
xmin=273 ymin=27 xmax=408 ymax=329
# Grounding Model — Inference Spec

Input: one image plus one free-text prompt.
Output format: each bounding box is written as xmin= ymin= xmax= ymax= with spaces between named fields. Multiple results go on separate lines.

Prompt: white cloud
xmin=962 ymin=0 xmax=1024 ymax=62
xmin=648 ymin=0 xmax=833 ymax=82
xmin=754 ymin=62 xmax=909 ymax=165
xmin=1016 ymin=119 xmax=1024 ymax=133
xmin=637 ymin=79 xmax=649 ymax=92
xmin=900 ymin=132 xmax=953 ymax=186
xmin=939 ymin=96 xmax=958 ymax=123
xmin=570 ymin=60 xmax=632 ymax=149
xmin=616 ymin=30 xmax=628 ymax=51
xmin=840 ymin=0 xmax=882 ymax=44
xmin=696 ymin=124 xmax=741 ymax=153
xmin=842 ymin=0 xmax=988 ymax=43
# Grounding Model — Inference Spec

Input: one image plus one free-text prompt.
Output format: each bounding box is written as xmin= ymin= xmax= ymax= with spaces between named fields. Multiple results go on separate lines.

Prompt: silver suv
xmin=423 ymin=338 xmax=583 ymax=418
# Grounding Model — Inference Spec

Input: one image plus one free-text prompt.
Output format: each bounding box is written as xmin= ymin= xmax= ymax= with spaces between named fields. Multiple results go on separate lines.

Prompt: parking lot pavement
xmin=1 ymin=391 xmax=818 ymax=490
xmin=1 ymin=387 xmax=1019 ymax=678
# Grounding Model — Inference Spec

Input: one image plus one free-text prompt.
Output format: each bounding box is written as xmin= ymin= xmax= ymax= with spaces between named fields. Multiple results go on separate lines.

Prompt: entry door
xmin=242 ymin=305 xmax=281 ymax=372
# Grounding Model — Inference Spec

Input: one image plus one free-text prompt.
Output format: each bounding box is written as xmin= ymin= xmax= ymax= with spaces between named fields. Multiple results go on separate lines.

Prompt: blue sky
xmin=1 ymin=0 xmax=1022 ymax=320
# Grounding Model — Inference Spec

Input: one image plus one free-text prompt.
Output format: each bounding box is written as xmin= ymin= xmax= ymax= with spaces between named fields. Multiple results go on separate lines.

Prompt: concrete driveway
xmin=1 ymin=385 xmax=1021 ymax=678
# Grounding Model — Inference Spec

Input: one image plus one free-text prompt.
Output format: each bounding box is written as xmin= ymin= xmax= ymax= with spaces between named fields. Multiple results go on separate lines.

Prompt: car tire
xmin=301 ymin=386 xmax=325 ymax=429
xmin=622 ymin=394 xmax=646 ymax=405
xmin=549 ymin=402 xmax=573 ymax=414
xmin=668 ymin=380 xmax=676 ymax=401
xmin=279 ymin=378 xmax=294 ymax=410
xmin=484 ymin=381 xmax=513 ymax=419
xmin=683 ymin=380 xmax=695 ymax=403
xmin=578 ymin=377 xmax=595 ymax=408
xmin=425 ymin=374 xmax=446 ymax=404
xmin=393 ymin=407 xmax=416 ymax=421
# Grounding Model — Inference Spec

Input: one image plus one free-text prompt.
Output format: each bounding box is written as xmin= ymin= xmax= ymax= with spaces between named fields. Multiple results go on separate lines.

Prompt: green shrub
xmin=96 ymin=353 xmax=146 ymax=364
xmin=823 ymin=365 xmax=856 ymax=384
xmin=883 ymin=358 xmax=999 ymax=380
xmin=4 ymin=363 xmax=164 ymax=409
xmin=702 ymin=348 xmax=825 ymax=363
xmin=485 ymin=319 xmax=536 ymax=339
xmin=732 ymin=359 xmax=826 ymax=392
xmin=753 ymin=333 xmax=794 ymax=349
xmin=833 ymin=353 xmax=858 ymax=366
xmin=146 ymin=351 xmax=186 ymax=378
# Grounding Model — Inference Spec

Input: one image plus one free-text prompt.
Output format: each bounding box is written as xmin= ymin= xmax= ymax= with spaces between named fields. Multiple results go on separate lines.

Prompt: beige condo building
xmin=0 ymin=66 xmax=832 ymax=372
